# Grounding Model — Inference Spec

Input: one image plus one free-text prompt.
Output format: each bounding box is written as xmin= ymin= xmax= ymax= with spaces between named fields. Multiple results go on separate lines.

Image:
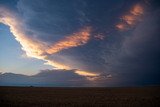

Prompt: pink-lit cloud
xmin=0 ymin=7 xmax=98 ymax=79
xmin=116 ymin=4 xmax=144 ymax=31
xmin=46 ymin=27 xmax=91 ymax=54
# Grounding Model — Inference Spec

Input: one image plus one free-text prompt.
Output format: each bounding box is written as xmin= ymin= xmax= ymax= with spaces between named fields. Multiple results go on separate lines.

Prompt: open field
xmin=0 ymin=86 xmax=160 ymax=107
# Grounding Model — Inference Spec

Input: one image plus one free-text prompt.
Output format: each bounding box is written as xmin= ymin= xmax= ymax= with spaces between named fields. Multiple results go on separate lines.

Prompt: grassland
xmin=0 ymin=86 xmax=160 ymax=107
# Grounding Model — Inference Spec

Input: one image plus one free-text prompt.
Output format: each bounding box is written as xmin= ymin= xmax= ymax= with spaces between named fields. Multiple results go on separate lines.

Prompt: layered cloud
xmin=0 ymin=4 xmax=97 ymax=78
xmin=0 ymin=69 xmax=113 ymax=86
xmin=0 ymin=69 xmax=88 ymax=86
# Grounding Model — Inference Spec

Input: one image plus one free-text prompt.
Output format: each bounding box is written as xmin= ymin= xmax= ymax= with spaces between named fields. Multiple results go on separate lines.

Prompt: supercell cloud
xmin=0 ymin=0 xmax=160 ymax=86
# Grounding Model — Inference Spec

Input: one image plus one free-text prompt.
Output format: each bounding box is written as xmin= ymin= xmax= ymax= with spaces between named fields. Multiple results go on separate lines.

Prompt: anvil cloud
xmin=0 ymin=7 xmax=96 ymax=77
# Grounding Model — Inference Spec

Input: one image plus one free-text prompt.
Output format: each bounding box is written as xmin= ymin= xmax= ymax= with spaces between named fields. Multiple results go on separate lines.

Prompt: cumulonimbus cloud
xmin=0 ymin=7 xmax=99 ymax=78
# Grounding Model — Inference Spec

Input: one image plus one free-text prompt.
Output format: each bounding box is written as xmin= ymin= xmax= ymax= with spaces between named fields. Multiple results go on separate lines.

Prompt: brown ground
xmin=0 ymin=86 xmax=160 ymax=107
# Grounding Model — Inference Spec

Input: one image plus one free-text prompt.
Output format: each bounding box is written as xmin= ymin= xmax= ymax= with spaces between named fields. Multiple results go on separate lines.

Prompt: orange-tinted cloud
xmin=0 ymin=7 xmax=96 ymax=79
xmin=46 ymin=27 xmax=91 ymax=54
xmin=0 ymin=7 xmax=91 ymax=59
xmin=116 ymin=4 xmax=144 ymax=31
xmin=122 ymin=15 xmax=137 ymax=25
xmin=75 ymin=70 xmax=99 ymax=77
xmin=131 ymin=4 xmax=144 ymax=16
xmin=0 ymin=7 xmax=47 ymax=60
xmin=44 ymin=60 xmax=71 ymax=70
xmin=116 ymin=23 xmax=127 ymax=31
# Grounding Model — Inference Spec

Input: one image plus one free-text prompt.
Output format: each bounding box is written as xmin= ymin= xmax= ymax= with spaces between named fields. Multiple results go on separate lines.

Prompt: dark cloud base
xmin=0 ymin=70 xmax=90 ymax=87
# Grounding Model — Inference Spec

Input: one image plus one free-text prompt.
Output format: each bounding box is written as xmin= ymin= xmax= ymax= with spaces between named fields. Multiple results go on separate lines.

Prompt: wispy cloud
xmin=46 ymin=27 xmax=91 ymax=54
xmin=94 ymin=34 xmax=105 ymax=40
xmin=116 ymin=4 xmax=144 ymax=31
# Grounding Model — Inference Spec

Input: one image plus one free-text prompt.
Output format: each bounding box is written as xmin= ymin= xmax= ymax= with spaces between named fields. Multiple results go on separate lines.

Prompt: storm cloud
xmin=0 ymin=0 xmax=160 ymax=86
xmin=102 ymin=1 xmax=160 ymax=85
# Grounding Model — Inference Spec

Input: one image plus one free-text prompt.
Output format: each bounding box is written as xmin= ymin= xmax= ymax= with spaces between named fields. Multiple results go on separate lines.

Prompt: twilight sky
xmin=0 ymin=0 xmax=160 ymax=86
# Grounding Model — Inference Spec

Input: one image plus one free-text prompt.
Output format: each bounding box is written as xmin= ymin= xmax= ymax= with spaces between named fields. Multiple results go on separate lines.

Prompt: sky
xmin=0 ymin=0 xmax=160 ymax=87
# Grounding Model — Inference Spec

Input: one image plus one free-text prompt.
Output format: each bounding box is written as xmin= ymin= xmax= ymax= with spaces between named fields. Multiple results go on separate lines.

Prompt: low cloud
xmin=0 ymin=69 xmax=87 ymax=86
xmin=0 ymin=69 xmax=112 ymax=87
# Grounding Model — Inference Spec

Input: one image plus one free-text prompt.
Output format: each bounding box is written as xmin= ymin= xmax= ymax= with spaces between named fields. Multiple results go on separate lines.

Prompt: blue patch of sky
xmin=0 ymin=24 xmax=52 ymax=75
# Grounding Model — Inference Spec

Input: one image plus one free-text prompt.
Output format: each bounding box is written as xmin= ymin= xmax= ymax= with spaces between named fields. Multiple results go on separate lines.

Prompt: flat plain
xmin=0 ymin=86 xmax=160 ymax=107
